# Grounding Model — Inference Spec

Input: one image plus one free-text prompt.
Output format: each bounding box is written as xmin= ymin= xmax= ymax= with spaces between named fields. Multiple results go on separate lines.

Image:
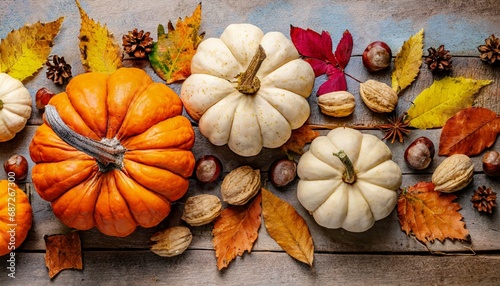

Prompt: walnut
xmin=150 ymin=226 xmax=192 ymax=257
xmin=221 ymin=166 xmax=261 ymax=205
xmin=359 ymin=80 xmax=398 ymax=113
xmin=318 ymin=91 xmax=356 ymax=117
xmin=181 ymin=194 xmax=222 ymax=226
xmin=432 ymin=154 xmax=474 ymax=193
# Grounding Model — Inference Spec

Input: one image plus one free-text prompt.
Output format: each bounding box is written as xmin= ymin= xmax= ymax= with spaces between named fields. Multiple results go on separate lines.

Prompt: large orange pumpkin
xmin=29 ymin=68 xmax=195 ymax=237
xmin=0 ymin=180 xmax=33 ymax=256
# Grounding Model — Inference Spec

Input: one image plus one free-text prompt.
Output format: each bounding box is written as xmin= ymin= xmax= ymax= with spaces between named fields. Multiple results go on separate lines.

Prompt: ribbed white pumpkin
xmin=0 ymin=73 xmax=32 ymax=142
xmin=181 ymin=23 xmax=315 ymax=157
xmin=297 ymin=127 xmax=402 ymax=232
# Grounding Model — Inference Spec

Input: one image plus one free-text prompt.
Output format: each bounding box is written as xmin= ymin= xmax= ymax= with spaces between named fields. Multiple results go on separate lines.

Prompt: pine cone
xmin=478 ymin=34 xmax=500 ymax=64
xmin=471 ymin=186 xmax=497 ymax=214
xmin=46 ymin=55 xmax=72 ymax=85
xmin=122 ymin=29 xmax=153 ymax=59
xmin=425 ymin=45 xmax=452 ymax=71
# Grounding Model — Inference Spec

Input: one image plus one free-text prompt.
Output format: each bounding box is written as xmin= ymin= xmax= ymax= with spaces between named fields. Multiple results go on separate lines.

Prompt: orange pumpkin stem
xmin=236 ymin=45 xmax=267 ymax=94
xmin=45 ymin=105 xmax=125 ymax=171
xmin=333 ymin=150 xmax=357 ymax=184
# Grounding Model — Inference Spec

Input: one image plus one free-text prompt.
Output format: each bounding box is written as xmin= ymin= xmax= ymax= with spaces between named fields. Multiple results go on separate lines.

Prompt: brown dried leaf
xmin=44 ymin=232 xmax=83 ymax=279
xmin=212 ymin=194 xmax=261 ymax=270
xmin=280 ymin=125 xmax=319 ymax=155
xmin=439 ymin=107 xmax=500 ymax=156
xmin=262 ymin=188 xmax=314 ymax=267
xmin=397 ymin=182 xmax=469 ymax=244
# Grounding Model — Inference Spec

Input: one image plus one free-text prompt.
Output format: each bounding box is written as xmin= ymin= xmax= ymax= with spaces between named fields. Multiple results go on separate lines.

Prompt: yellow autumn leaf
xmin=76 ymin=0 xmax=122 ymax=74
xmin=391 ymin=29 xmax=424 ymax=94
xmin=406 ymin=77 xmax=493 ymax=129
xmin=0 ymin=17 xmax=64 ymax=81
xmin=261 ymin=188 xmax=314 ymax=267
xmin=149 ymin=3 xmax=204 ymax=84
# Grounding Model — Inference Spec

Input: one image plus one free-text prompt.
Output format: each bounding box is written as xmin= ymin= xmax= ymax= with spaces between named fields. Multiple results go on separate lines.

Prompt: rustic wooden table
xmin=1 ymin=0 xmax=499 ymax=285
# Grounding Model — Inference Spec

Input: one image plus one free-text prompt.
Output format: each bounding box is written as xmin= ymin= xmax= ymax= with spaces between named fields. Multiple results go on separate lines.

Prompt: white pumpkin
xmin=181 ymin=23 xmax=315 ymax=157
xmin=297 ymin=127 xmax=402 ymax=232
xmin=0 ymin=73 xmax=32 ymax=142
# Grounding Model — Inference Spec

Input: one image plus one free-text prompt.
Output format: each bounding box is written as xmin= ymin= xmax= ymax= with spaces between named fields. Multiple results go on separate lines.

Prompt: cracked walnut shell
xmin=181 ymin=194 xmax=222 ymax=226
xmin=221 ymin=166 xmax=261 ymax=205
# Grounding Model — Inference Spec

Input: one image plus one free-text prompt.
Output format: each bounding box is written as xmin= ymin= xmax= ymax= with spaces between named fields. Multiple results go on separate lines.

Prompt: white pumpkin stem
xmin=0 ymin=99 xmax=3 ymax=110
xmin=44 ymin=105 xmax=125 ymax=171
xmin=236 ymin=45 xmax=267 ymax=94
xmin=332 ymin=150 xmax=357 ymax=184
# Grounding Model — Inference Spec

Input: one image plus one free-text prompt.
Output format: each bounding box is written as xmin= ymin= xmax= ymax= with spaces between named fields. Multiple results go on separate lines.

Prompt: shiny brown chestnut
xmin=482 ymin=150 xmax=500 ymax=177
xmin=362 ymin=41 xmax=392 ymax=72
xmin=404 ymin=137 xmax=435 ymax=170
xmin=269 ymin=158 xmax=297 ymax=188
xmin=35 ymin=87 xmax=55 ymax=109
xmin=3 ymin=154 xmax=29 ymax=181
xmin=194 ymin=155 xmax=222 ymax=183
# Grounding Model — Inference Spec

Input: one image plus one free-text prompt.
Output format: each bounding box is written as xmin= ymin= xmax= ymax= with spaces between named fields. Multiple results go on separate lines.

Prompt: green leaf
xmin=391 ymin=29 xmax=424 ymax=94
xmin=406 ymin=77 xmax=493 ymax=129
xmin=149 ymin=3 xmax=204 ymax=84
xmin=0 ymin=17 xmax=64 ymax=81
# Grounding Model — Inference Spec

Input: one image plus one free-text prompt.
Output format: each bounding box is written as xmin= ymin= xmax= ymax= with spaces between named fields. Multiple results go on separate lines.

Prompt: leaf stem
xmin=344 ymin=72 xmax=362 ymax=83
xmin=236 ymin=45 xmax=267 ymax=94
xmin=332 ymin=150 xmax=357 ymax=184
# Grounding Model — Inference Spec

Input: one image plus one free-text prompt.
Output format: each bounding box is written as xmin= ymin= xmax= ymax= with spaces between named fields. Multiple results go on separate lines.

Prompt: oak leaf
xmin=392 ymin=29 xmax=424 ymax=94
xmin=76 ymin=0 xmax=122 ymax=74
xmin=397 ymin=182 xmax=469 ymax=244
xmin=406 ymin=77 xmax=493 ymax=129
xmin=44 ymin=232 xmax=83 ymax=279
xmin=149 ymin=3 xmax=204 ymax=84
xmin=280 ymin=125 xmax=319 ymax=155
xmin=290 ymin=26 xmax=352 ymax=95
xmin=439 ymin=107 xmax=500 ymax=156
xmin=212 ymin=193 xmax=261 ymax=270
xmin=0 ymin=17 xmax=64 ymax=81
xmin=262 ymin=188 xmax=314 ymax=267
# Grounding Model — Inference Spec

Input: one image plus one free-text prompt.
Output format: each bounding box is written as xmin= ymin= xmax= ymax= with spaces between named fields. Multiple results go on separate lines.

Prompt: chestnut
xmin=269 ymin=158 xmax=297 ymax=188
xmin=482 ymin=150 xmax=500 ymax=177
xmin=404 ymin=137 xmax=435 ymax=170
xmin=194 ymin=155 xmax=222 ymax=183
xmin=3 ymin=154 xmax=29 ymax=181
xmin=35 ymin=87 xmax=55 ymax=109
xmin=362 ymin=41 xmax=392 ymax=72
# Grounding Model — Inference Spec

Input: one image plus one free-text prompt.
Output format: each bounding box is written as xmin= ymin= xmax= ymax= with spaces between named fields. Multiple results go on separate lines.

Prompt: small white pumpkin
xmin=297 ymin=127 xmax=402 ymax=232
xmin=181 ymin=23 xmax=315 ymax=157
xmin=0 ymin=73 xmax=32 ymax=142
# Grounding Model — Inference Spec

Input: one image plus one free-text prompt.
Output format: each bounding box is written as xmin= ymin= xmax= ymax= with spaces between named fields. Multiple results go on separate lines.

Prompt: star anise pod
xmin=122 ymin=28 xmax=153 ymax=59
xmin=425 ymin=45 xmax=452 ymax=71
xmin=478 ymin=34 xmax=500 ymax=65
xmin=471 ymin=186 xmax=497 ymax=214
xmin=46 ymin=55 xmax=72 ymax=85
xmin=376 ymin=112 xmax=410 ymax=144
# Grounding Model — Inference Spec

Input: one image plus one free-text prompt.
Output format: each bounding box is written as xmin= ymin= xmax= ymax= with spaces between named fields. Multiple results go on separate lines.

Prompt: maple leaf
xmin=212 ymin=194 xmax=261 ymax=270
xmin=76 ymin=0 xmax=122 ymax=74
xmin=439 ymin=107 xmax=500 ymax=156
xmin=262 ymin=188 xmax=314 ymax=267
xmin=280 ymin=125 xmax=319 ymax=155
xmin=392 ymin=29 xmax=424 ymax=94
xmin=149 ymin=3 xmax=204 ymax=84
xmin=44 ymin=232 xmax=83 ymax=279
xmin=0 ymin=17 xmax=64 ymax=81
xmin=290 ymin=26 xmax=352 ymax=95
xmin=397 ymin=182 xmax=469 ymax=244
xmin=406 ymin=77 xmax=493 ymax=129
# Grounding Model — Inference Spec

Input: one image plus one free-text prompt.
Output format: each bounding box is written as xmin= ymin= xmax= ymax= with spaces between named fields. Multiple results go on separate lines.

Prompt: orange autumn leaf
xmin=212 ymin=193 xmax=261 ymax=270
xmin=149 ymin=3 xmax=204 ymax=84
xmin=262 ymin=188 xmax=314 ymax=267
xmin=280 ymin=125 xmax=319 ymax=155
xmin=439 ymin=107 xmax=500 ymax=156
xmin=397 ymin=182 xmax=469 ymax=244
xmin=44 ymin=232 xmax=83 ymax=279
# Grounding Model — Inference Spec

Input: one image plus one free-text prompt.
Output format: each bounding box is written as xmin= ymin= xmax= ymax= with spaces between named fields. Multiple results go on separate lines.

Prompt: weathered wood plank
xmin=1 ymin=251 xmax=499 ymax=285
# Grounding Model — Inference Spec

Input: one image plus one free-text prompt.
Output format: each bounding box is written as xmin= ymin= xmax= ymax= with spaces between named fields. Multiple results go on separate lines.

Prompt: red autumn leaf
xmin=334 ymin=30 xmax=353 ymax=69
xmin=439 ymin=107 xmax=500 ymax=156
xmin=290 ymin=26 xmax=353 ymax=95
xmin=397 ymin=182 xmax=469 ymax=244
xmin=212 ymin=194 xmax=262 ymax=270
xmin=44 ymin=232 xmax=83 ymax=278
